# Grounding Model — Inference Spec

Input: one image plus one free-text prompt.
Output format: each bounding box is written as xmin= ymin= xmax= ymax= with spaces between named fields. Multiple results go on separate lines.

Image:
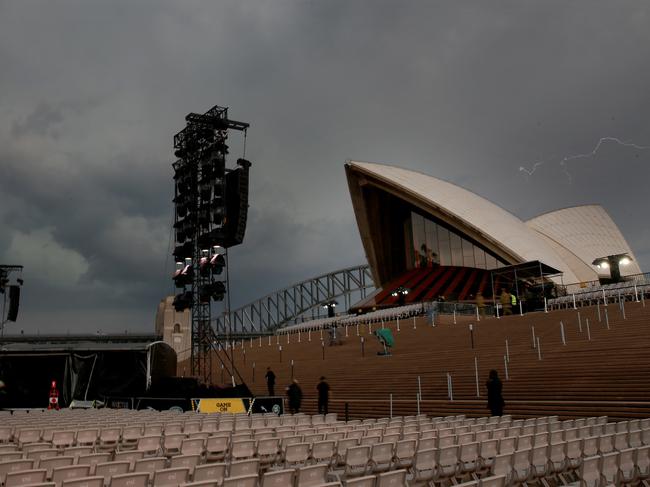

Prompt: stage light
xmin=181 ymin=219 xmax=195 ymax=240
xmin=391 ymin=286 xmax=410 ymax=306
xmin=173 ymin=242 xmax=192 ymax=260
xmin=211 ymin=151 xmax=226 ymax=173
xmin=201 ymin=162 xmax=215 ymax=180
xmin=172 ymin=261 xmax=192 ymax=288
xmin=198 ymin=127 xmax=214 ymax=141
xmin=198 ymin=208 xmax=211 ymax=230
xmin=200 ymin=249 xmax=211 ymax=277
xmin=213 ymin=141 xmax=229 ymax=154
xmin=210 ymin=281 xmax=226 ymax=301
xmin=210 ymin=254 xmax=225 ymax=275
xmin=200 ymin=181 xmax=212 ymax=202
xmin=176 ymin=202 xmax=187 ymax=218
xmin=173 ymin=291 xmax=193 ymax=312
xmin=211 ymin=206 xmax=225 ymax=225
xmin=200 ymin=282 xmax=226 ymax=302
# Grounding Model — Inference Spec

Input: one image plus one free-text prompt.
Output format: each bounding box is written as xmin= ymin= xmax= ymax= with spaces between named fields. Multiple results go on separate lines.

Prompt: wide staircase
xmin=205 ymin=300 xmax=650 ymax=420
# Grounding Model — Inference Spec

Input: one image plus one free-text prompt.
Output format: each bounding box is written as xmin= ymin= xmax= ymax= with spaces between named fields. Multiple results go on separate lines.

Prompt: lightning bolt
xmin=519 ymin=160 xmax=545 ymax=177
xmin=560 ymin=137 xmax=649 ymax=183
xmin=520 ymin=136 xmax=650 ymax=183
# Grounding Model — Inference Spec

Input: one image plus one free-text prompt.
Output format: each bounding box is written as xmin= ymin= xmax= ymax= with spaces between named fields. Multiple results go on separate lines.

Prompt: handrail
xmin=561 ymin=271 xmax=650 ymax=295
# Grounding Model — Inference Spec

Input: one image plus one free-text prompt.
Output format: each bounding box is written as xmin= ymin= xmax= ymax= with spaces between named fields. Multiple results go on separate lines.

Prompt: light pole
xmin=469 ymin=323 xmax=474 ymax=349
xmin=322 ymin=300 xmax=338 ymax=318
xmin=592 ymin=253 xmax=633 ymax=283
xmin=391 ymin=286 xmax=410 ymax=306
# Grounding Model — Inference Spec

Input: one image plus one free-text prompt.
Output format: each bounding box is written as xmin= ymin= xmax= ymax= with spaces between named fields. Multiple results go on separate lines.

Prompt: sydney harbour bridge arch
xmin=213 ymin=264 xmax=375 ymax=335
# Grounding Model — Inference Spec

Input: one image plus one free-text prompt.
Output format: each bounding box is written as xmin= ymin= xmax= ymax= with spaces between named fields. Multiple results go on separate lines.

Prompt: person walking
xmin=510 ymin=292 xmax=517 ymax=314
xmin=486 ymin=369 xmax=505 ymax=417
xmin=476 ymin=292 xmax=486 ymax=318
xmin=500 ymin=289 xmax=512 ymax=315
xmin=265 ymin=367 xmax=276 ymax=396
xmin=287 ymin=379 xmax=303 ymax=414
xmin=317 ymin=377 xmax=330 ymax=415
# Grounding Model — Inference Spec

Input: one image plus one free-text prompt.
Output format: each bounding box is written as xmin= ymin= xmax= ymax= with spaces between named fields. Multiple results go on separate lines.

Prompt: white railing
xmin=275 ymin=303 xmax=432 ymax=335
xmin=548 ymin=277 xmax=650 ymax=309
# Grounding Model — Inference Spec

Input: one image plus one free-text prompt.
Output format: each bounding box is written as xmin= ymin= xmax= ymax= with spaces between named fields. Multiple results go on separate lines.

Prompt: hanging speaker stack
xmin=7 ymin=285 xmax=20 ymax=322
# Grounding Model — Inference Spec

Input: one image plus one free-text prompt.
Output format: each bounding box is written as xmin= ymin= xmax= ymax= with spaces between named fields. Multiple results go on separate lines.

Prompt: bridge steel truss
xmin=214 ymin=264 xmax=376 ymax=334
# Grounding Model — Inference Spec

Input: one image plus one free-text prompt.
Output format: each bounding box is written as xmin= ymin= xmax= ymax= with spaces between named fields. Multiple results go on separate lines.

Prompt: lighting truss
xmin=172 ymin=105 xmax=249 ymax=384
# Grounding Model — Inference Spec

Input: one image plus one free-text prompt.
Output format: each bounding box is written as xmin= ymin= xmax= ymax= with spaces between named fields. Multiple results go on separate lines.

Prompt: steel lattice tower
xmin=172 ymin=105 xmax=249 ymax=384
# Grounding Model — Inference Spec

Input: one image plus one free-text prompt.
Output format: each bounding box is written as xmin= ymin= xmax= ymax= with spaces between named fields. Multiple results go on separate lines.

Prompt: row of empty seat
xmin=4 ymin=409 xmax=650 ymax=485
xmin=550 ymin=280 xmax=650 ymax=309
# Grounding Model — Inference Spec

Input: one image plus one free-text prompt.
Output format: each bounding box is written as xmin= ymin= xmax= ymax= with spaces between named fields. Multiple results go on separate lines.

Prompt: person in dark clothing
xmin=317 ymin=376 xmax=330 ymax=415
xmin=265 ymin=367 xmax=276 ymax=396
xmin=286 ymin=379 xmax=303 ymax=414
xmin=0 ymin=380 xmax=6 ymax=410
xmin=486 ymin=369 xmax=505 ymax=416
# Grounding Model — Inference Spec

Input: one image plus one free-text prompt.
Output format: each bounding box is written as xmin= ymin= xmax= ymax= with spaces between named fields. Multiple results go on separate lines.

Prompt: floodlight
xmin=173 ymin=291 xmax=193 ymax=311
xmin=322 ymin=300 xmax=338 ymax=318
xmin=173 ymin=260 xmax=192 ymax=288
xmin=200 ymin=180 xmax=212 ymax=201
xmin=210 ymin=253 xmax=226 ymax=274
xmin=391 ymin=286 xmax=410 ymax=306
xmin=200 ymin=282 xmax=226 ymax=302
xmin=200 ymin=250 xmax=211 ymax=277
xmin=592 ymin=253 xmax=633 ymax=283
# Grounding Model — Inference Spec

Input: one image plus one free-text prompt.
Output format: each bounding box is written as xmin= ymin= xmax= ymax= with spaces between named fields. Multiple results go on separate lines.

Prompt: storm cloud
xmin=0 ymin=1 xmax=648 ymax=333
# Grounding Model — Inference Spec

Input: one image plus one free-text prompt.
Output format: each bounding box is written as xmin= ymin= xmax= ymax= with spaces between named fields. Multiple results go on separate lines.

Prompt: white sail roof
xmin=347 ymin=161 xmax=584 ymax=282
xmin=527 ymin=205 xmax=641 ymax=280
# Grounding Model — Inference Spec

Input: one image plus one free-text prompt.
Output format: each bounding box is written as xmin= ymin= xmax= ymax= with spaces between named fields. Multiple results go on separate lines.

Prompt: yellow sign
xmin=197 ymin=398 xmax=247 ymax=414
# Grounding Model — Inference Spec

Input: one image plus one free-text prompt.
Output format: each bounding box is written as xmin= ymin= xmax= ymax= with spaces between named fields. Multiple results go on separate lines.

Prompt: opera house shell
xmin=345 ymin=161 xmax=640 ymax=303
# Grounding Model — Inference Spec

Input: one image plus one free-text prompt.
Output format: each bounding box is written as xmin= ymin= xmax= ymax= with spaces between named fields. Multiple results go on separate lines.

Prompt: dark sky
xmin=1 ymin=1 xmax=649 ymax=334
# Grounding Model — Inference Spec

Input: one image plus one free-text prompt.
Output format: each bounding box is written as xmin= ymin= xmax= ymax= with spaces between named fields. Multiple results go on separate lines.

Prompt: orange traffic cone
xmin=48 ymin=380 xmax=60 ymax=410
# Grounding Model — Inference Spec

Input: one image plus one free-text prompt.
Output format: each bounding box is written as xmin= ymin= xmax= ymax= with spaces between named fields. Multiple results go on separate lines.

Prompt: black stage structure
xmin=0 ymin=336 xmax=176 ymax=408
xmin=0 ymin=334 xmax=252 ymax=410
xmin=171 ymin=104 xmax=251 ymax=387
xmin=490 ymin=260 xmax=563 ymax=312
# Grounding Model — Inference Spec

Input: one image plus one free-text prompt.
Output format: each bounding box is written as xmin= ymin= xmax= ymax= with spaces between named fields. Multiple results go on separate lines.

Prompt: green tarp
xmin=374 ymin=328 xmax=395 ymax=348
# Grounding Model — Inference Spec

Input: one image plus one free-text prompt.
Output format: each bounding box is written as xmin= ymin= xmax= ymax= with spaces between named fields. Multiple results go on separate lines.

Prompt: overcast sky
xmin=1 ymin=1 xmax=649 ymax=334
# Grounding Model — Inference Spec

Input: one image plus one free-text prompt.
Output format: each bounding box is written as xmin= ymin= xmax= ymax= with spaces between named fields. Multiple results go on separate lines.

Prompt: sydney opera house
xmin=345 ymin=161 xmax=641 ymax=310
